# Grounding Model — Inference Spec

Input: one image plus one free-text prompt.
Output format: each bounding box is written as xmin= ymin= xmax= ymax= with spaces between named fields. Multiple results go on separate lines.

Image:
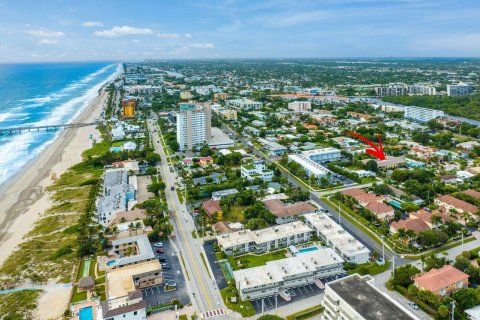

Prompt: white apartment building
xmin=228 ymin=98 xmax=263 ymax=109
xmin=301 ymin=148 xmax=342 ymax=163
xmin=303 ymin=212 xmax=370 ymax=264
xmin=216 ymin=221 xmax=312 ymax=256
xmin=375 ymin=84 xmax=407 ymax=97
xmin=408 ymin=84 xmax=437 ymax=95
xmin=323 ymin=274 xmax=419 ymax=320
xmin=234 ymin=248 xmax=345 ymax=300
xmin=447 ymin=83 xmax=475 ymax=96
xmin=241 ymin=159 xmax=274 ymax=182
xmin=176 ymin=103 xmax=211 ymax=151
xmin=288 ymin=100 xmax=312 ymax=112
xmin=404 ymin=106 xmax=445 ymax=123
xmin=287 ymin=154 xmax=333 ymax=179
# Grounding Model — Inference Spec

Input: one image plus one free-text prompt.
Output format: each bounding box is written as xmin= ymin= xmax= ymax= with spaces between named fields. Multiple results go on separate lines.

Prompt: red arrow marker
xmin=345 ymin=131 xmax=386 ymax=161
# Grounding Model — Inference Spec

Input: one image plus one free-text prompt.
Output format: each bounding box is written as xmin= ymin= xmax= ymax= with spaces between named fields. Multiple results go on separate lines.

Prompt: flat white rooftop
xmin=234 ymin=247 xmax=344 ymax=290
xmin=217 ymin=221 xmax=312 ymax=249
xmin=288 ymin=154 xmax=332 ymax=177
xmin=303 ymin=213 xmax=370 ymax=258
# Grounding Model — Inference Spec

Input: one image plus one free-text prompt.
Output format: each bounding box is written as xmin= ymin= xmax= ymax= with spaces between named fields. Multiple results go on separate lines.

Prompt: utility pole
xmin=451 ymin=301 xmax=455 ymax=320
xmin=381 ymin=235 xmax=385 ymax=262
xmin=338 ymin=202 xmax=341 ymax=226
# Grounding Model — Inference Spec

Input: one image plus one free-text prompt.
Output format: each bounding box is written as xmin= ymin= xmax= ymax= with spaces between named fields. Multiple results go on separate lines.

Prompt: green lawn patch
xmin=346 ymin=261 xmax=390 ymax=276
xmin=71 ymin=285 xmax=87 ymax=303
xmin=234 ymin=250 xmax=286 ymax=269
xmin=220 ymin=287 xmax=256 ymax=318
xmin=285 ymin=304 xmax=324 ymax=320
xmin=224 ymin=205 xmax=247 ymax=223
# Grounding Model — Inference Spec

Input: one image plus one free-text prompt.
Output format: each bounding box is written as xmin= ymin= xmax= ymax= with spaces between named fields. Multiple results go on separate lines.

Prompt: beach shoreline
xmin=0 ymin=84 xmax=109 ymax=265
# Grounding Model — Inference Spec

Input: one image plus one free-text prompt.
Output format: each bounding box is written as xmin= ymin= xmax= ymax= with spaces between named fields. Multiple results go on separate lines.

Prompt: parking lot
xmin=250 ymin=274 xmax=347 ymax=314
xmin=141 ymin=241 xmax=191 ymax=308
xmin=203 ymin=242 xmax=228 ymax=290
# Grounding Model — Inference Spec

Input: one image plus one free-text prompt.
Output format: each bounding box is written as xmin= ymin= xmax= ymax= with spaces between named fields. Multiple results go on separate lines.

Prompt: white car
xmin=153 ymin=242 xmax=164 ymax=248
xmin=407 ymin=301 xmax=419 ymax=310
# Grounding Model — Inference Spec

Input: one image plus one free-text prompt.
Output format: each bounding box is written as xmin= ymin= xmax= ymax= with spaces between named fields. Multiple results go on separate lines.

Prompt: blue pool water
xmin=299 ymin=246 xmax=319 ymax=253
xmin=106 ymin=260 xmax=116 ymax=267
xmin=388 ymin=200 xmax=402 ymax=209
xmin=110 ymin=147 xmax=122 ymax=153
xmin=79 ymin=306 xmax=93 ymax=320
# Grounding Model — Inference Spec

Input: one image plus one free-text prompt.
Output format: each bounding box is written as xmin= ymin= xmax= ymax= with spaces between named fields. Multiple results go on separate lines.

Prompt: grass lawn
xmin=286 ymin=304 xmax=324 ymax=320
xmin=0 ymin=290 xmax=41 ymax=319
xmin=347 ymin=261 xmax=390 ymax=276
xmin=220 ymin=287 xmax=256 ymax=318
xmin=234 ymin=250 xmax=286 ymax=269
xmin=224 ymin=205 xmax=247 ymax=223
xmin=71 ymin=286 xmax=87 ymax=303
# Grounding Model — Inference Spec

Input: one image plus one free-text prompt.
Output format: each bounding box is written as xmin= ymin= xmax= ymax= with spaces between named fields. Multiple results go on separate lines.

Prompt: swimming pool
xmin=388 ymin=200 xmax=402 ymax=209
xmin=106 ymin=260 xmax=116 ymax=267
xmin=299 ymin=246 xmax=319 ymax=253
xmin=110 ymin=147 xmax=122 ymax=153
xmin=79 ymin=306 xmax=93 ymax=320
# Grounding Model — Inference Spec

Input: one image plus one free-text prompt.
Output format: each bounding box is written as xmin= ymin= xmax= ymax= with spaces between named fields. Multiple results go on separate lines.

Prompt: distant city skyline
xmin=1 ymin=0 xmax=480 ymax=62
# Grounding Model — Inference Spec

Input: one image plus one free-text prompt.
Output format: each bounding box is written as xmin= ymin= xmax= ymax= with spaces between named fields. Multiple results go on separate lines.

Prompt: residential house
xmin=434 ymin=195 xmax=478 ymax=216
xmin=263 ymin=199 xmax=317 ymax=224
xmin=202 ymin=199 xmax=222 ymax=217
xmin=413 ymin=265 xmax=469 ymax=297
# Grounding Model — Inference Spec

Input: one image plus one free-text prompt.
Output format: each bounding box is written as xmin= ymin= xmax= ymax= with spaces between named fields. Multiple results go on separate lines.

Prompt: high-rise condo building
xmin=176 ymin=102 xmax=211 ymax=151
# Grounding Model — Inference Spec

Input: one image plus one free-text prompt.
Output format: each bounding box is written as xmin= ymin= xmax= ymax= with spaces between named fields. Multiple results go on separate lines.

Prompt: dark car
xmin=156 ymin=248 xmax=164 ymax=253
xmin=171 ymin=186 xmax=175 ymax=191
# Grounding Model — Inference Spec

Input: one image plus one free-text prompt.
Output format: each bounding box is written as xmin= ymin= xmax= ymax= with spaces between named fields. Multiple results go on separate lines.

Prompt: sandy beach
xmin=0 ymin=85 xmax=111 ymax=319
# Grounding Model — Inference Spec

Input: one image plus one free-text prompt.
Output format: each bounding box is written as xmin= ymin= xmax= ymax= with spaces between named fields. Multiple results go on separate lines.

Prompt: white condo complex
xmin=176 ymin=102 xmax=211 ymax=151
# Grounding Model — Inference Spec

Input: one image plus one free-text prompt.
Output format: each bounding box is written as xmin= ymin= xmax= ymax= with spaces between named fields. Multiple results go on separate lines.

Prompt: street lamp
xmin=381 ymin=235 xmax=385 ymax=262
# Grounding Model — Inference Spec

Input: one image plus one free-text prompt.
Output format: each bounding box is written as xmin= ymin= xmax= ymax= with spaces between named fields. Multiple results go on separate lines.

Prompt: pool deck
xmin=72 ymin=301 xmax=100 ymax=320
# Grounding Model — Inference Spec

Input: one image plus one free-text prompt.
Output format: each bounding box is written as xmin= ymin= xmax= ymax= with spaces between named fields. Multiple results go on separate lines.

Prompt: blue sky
xmin=1 ymin=0 xmax=479 ymax=62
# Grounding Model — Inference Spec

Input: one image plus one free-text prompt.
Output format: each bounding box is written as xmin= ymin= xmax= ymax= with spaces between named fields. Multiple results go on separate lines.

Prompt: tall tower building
xmin=176 ymin=103 xmax=210 ymax=151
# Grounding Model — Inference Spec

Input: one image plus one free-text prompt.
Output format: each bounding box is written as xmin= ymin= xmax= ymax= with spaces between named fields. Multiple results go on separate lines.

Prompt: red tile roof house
xmin=202 ymin=199 xmax=222 ymax=217
xmin=464 ymin=189 xmax=480 ymax=200
xmin=263 ymin=199 xmax=317 ymax=224
xmin=341 ymin=188 xmax=394 ymax=220
xmin=365 ymin=201 xmax=395 ymax=220
xmin=199 ymin=156 xmax=214 ymax=166
xmin=390 ymin=218 xmax=430 ymax=234
xmin=182 ymin=158 xmax=193 ymax=167
xmin=434 ymin=195 xmax=479 ymax=217
xmin=413 ymin=265 xmax=469 ymax=297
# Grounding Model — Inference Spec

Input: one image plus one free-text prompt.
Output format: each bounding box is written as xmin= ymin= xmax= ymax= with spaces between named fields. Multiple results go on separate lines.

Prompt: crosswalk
xmin=201 ymin=308 xmax=227 ymax=319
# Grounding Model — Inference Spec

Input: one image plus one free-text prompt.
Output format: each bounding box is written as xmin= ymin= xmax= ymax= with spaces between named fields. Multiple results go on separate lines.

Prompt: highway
xmin=147 ymin=120 xmax=225 ymax=315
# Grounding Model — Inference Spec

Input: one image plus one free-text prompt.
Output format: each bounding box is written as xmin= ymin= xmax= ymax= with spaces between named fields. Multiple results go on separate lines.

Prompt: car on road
xmin=158 ymin=258 xmax=167 ymax=263
xmin=156 ymin=248 xmax=164 ymax=253
xmin=407 ymin=301 xmax=419 ymax=310
xmin=171 ymin=186 xmax=175 ymax=191
xmin=153 ymin=242 xmax=163 ymax=248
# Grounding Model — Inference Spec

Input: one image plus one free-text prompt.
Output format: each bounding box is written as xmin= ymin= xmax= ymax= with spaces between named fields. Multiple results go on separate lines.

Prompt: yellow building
xmin=180 ymin=91 xmax=192 ymax=100
xmin=123 ymin=101 xmax=135 ymax=118
xmin=214 ymin=92 xmax=228 ymax=100
xmin=221 ymin=109 xmax=237 ymax=121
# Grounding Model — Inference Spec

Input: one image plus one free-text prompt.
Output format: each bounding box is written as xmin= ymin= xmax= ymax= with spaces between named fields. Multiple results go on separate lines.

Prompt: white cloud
xmin=94 ymin=26 xmax=154 ymax=37
xmin=25 ymin=30 xmax=65 ymax=37
xmin=184 ymin=33 xmax=192 ymax=38
xmin=131 ymin=39 xmax=141 ymax=44
xmin=188 ymin=42 xmax=215 ymax=49
xmin=82 ymin=21 xmax=103 ymax=27
xmin=157 ymin=32 xmax=180 ymax=39
xmin=261 ymin=10 xmax=330 ymax=27
xmin=37 ymin=39 xmax=59 ymax=45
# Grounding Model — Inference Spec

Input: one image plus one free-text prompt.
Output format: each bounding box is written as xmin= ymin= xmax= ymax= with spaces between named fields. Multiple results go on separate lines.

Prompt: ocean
xmin=0 ymin=62 xmax=122 ymax=186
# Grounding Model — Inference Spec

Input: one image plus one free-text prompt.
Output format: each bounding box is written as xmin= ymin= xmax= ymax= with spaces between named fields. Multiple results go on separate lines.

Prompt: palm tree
xmin=135 ymin=221 xmax=142 ymax=235
xmin=430 ymin=215 xmax=442 ymax=229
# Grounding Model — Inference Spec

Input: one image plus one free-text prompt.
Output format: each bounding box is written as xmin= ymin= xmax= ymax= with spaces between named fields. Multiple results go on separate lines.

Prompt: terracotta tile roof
xmin=107 ymin=209 xmax=146 ymax=227
xmin=436 ymin=195 xmax=478 ymax=214
xmin=365 ymin=201 xmax=394 ymax=215
xmin=202 ymin=199 xmax=222 ymax=216
xmin=213 ymin=221 xmax=232 ymax=234
xmin=414 ymin=265 xmax=469 ymax=293
xmin=464 ymin=189 xmax=480 ymax=199
xmin=409 ymin=209 xmax=454 ymax=224
xmin=263 ymin=199 xmax=316 ymax=218
xmin=390 ymin=219 xmax=430 ymax=233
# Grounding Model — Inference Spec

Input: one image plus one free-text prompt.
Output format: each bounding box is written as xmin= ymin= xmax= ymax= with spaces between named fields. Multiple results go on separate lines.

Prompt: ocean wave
xmin=21 ymin=96 xmax=52 ymax=103
xmin=0 ymin=112 xmax=13 ymax=123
